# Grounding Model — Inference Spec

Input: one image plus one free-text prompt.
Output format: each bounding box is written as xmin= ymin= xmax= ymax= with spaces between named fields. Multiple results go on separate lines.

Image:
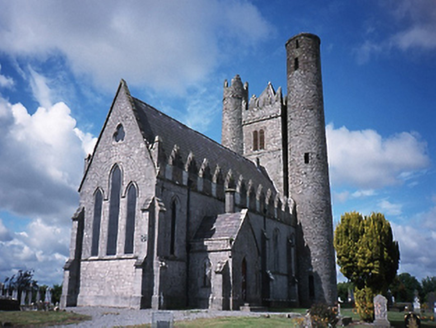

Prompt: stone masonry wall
xmin=286 ymin=33 xmax=337 ymax=306
xmin=75 ymin=83 xmax=157 ymax=308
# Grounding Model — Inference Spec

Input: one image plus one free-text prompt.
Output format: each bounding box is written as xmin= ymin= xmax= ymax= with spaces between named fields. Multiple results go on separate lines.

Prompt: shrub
xmin=309 ymin=302 xmax=338 ymax=328
xmin=354 ymin=287 xmax=374 ymax=322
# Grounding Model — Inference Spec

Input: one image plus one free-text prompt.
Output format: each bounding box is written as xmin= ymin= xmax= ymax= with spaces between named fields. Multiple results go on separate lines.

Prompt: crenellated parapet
xmin=242 ymin=82 xmax=285 ymax=125
xmin=149 ymin=137 xmax=294 ymax=223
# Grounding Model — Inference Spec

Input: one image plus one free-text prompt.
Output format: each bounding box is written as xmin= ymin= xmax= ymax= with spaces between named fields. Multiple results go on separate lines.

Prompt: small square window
xmin=304 ymin=153 xmax=309 ymax=164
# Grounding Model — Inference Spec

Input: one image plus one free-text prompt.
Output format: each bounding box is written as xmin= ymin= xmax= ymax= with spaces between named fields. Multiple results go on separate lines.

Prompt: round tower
xmin=222 ymin=75 xmax=247 ymax=154
xmin=286 ymin=33 xmax=337 ymax=306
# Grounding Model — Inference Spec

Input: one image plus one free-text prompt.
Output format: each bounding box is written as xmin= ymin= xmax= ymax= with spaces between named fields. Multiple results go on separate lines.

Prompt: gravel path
xmin=53 ymin=307 xmax=301 ymax=327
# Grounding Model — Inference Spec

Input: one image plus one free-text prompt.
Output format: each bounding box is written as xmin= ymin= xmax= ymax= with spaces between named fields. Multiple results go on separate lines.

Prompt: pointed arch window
xmin=170 ymin=200 xmax=177 ymax=255
xmin=107 ymin=165 xmax=121 ymax=256
xmin=124 ymin=184 xmax=137 ymax=254
xmin=91 ymin=189 xmax=103 ymax=256
xmin=253 ymin=130 xmax=258 ymax=151
xmin=259 ymin=129 xmax=265 ymax=150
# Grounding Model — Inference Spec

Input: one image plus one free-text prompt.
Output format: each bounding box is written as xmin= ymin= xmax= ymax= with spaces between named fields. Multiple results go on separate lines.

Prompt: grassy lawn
xmin=341 ymin=308 xmax=436 ymax=328
xmin=0 ymin=310 xmax=91 ymax=327
xmin=1 ymin=308 xmax=435 ymax=328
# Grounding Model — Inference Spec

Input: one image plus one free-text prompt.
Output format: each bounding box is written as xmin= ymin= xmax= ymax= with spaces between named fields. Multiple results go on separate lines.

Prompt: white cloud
xmin=392 ymin=221 xmax=436 ymax=280
xmin=356 ymin=0 xmax=436 ymax=62
xmin=0 ymin=0 xmax=272 ymax=93
xmin=377 ymin=199 xmax=402 ymax=216
xmin=0 ymin=219 xmax=69 ymax=285
xmin=0 ymin=219 xmax=12 ymax=242
xmin=0 ymin=79 xmax=96 ymax=284
xmin=28 ymin=66 xmax=52 ymax=109
xmin=0 ymin=78 xmax=96 ymax=221
xmin=389 ymin=0 xmax=436 ymax=51
xmin=0 ymin=64 xmax=14 ymax=89
xmin=326 ymin=124 xmax=430 ymax=189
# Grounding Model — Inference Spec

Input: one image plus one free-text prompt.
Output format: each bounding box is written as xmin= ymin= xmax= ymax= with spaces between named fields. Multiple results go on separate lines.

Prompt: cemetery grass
xmin=0 ymin=310 xmax=91 ymax=326
xmin=341 ymin=309 xmax=436 ymax=328
xmin=126 ymin=315 xmax=297 ymax=328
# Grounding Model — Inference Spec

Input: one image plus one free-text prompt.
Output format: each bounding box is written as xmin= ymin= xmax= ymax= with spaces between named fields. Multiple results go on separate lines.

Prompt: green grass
xmin=0 ymin=310 xmax=91 ymax=327
xmin=126 ymin=315 xmax=300 ymax=328
xmin=340 ymin=308 xmax=436 ymax=328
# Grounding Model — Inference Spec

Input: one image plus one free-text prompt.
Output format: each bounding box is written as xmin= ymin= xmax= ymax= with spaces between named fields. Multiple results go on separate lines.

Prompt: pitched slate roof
xmin=131 ymin=96 xmax=277 ymax=193
xmin=193 ymin=211 xmax=246 ymax=240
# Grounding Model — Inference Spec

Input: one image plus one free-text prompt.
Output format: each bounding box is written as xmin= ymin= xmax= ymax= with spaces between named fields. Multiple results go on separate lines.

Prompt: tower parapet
xmin=286 ymin=33 xmax=337 ymax=306
xmin=242 ymin=82 xmax=287 ymax=195
xmin=222 ymin=75 xmax=248 ymax=155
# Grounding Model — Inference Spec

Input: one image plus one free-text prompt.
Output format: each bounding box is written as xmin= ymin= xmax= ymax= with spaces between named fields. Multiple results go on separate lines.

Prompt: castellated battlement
xmin=149 ymin=136 xmax=294 ymax=224
xmin=242 ymin=82 xmax=285 ymax=125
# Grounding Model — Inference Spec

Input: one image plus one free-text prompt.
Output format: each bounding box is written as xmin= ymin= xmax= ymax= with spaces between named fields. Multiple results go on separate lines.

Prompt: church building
xmin=61 ymin=33 xmax=337 ymax=310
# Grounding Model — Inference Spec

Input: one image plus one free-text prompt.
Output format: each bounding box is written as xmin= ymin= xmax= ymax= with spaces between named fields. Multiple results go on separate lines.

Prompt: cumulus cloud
xmin=0 ymin=0 xmax=272 ymax=93
xmin=0 ymin=68 xmax=97 ymax=284
xmin=0 ymin=219 xmax=69 ymax=285
xmin=0 ymin=80 xmax=97 ymax=222
xmin=326 ymin=124 xmax=430 ymax=189
xmin=392 ymin=221 xmax=436 ymax=279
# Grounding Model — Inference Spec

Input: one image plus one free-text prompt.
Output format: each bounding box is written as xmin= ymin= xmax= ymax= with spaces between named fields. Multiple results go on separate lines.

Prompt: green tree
xmin=337 ymin=281 xmax=353 ymax=303
xmin=334 ymin=212 xmax=400 ymax=321
xmin=4 ymin=269 xmax=38 ymax=303
xmin=51 ymin=284 xmax=63 ymax=304
xmin=390 ymin=273 xmax=421 ymax=303
xmin=420 ymin=276 xmax=436 ymax=302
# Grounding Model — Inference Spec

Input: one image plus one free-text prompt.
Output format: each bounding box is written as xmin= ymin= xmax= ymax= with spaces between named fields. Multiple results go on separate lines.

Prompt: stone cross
xmin=373 ymin=294 xmax=390 ymax=328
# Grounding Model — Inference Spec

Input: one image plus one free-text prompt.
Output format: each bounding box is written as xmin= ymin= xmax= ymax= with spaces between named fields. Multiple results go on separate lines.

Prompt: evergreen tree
xmin=334 ymin=212 xmax=400 ymax=321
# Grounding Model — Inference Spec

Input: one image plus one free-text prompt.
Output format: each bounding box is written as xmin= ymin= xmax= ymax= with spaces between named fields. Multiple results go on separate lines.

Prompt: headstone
xmin=45 ymin=288 xmax=51 ymax=304
xmin=373 ymin=294 xmax=390 ymax=328
xmin=405 ymin=313 xmax=421 ymax=328
xmin=20 ymin=290 xmax=27 ymax=305
xmin=152 ymin=311 xmax=174 ymax=328
xmin=413 ymin=296 xmax=420 ymax=313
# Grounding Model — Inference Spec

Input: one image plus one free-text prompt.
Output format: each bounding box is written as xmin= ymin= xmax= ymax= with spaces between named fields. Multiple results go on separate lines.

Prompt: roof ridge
xmin=132 ymin=96 xmax=264 ymax=171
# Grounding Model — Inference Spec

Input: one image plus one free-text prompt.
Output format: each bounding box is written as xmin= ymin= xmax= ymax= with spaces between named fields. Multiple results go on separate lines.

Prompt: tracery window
xmin=91 ymin=189 xmax=103 ymax=256
xmin=107 ymin=165 xmax=121 ymax=256
xmin=124 ymin=184 xmax=137 ymax=254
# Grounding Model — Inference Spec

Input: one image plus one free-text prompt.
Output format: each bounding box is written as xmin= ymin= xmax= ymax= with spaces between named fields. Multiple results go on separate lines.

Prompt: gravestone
xmin=374 ymin=294 xmax=390 ymax=328
xmin=405 ymin=312 xmax=421 ymax=328
xmin=152 ymin=311 xmax=174 ymax=328
xmin=413 ymin=295 xmax=420 ymax=313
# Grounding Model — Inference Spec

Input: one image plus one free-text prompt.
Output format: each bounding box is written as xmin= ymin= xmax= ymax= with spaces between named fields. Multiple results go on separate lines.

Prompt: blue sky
xmin=0 ymin=0 xmax=434 ymax=286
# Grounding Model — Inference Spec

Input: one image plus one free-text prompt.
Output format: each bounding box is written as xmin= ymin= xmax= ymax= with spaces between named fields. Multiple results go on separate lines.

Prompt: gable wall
xmin=76 ymin=87 xmax=157 ymax=308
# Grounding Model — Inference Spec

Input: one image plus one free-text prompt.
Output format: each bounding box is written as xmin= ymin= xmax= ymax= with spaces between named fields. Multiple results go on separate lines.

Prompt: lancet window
xmin=124 ymin=184 xmax=137 ymax=254
xmin=107 ymin=165 xmax=121 ymax=256
xmin=91 ymin=189 xmax=103 ymax=256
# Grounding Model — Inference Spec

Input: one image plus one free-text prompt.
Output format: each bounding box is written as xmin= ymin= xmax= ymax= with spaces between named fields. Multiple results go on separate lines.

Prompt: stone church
xmin=61 ymin=33 xmax=337 ymax=310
